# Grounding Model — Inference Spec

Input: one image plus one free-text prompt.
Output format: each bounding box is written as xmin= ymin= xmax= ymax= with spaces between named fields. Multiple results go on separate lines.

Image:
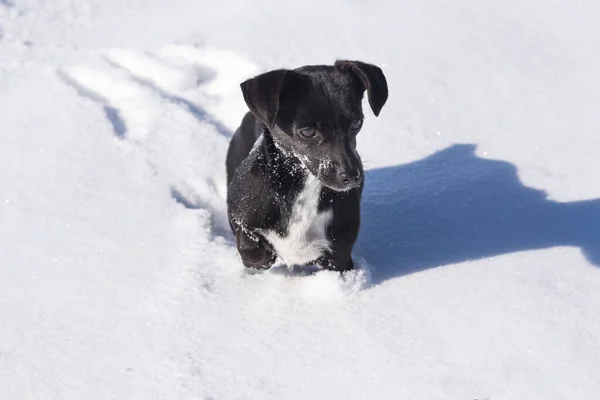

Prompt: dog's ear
xmin=240 ymin=69 xmax=293 ymax=129
xmin=335 ymin=60 xmax=388 ymax=116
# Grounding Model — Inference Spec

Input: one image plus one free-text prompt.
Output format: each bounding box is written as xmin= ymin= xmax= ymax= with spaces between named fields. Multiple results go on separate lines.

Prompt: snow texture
xmin=1 ymin=0 xmax=600 ymax=399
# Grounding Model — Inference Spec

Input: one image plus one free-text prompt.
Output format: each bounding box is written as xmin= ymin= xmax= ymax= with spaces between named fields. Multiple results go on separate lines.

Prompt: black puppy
xmin=226 ymin=60 xmax=388 ymax=272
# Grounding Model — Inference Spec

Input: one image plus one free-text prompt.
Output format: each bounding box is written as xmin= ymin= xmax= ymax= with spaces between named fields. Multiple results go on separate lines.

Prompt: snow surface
xmin=2 ymin=0 xmax=600 ymax=399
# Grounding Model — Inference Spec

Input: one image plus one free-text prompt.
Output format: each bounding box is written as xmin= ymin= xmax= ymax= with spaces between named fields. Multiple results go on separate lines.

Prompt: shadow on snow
xmin=357 ymin=144 xmax=600 ymax=284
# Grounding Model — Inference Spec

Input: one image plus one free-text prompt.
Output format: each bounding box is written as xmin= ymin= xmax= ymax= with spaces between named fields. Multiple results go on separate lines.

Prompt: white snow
xmin=2 ymin=0 xmax=600 ymax=399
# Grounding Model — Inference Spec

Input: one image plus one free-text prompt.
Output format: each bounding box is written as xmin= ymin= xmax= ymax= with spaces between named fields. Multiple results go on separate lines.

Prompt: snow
xmin=1 ymin=0 xmax=600 ymax=399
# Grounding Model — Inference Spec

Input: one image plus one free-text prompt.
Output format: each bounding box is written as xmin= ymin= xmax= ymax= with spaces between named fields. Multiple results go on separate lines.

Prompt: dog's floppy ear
xmin=240 ymin=69 xmax=292 ymax=129
xmin=335 ymin=60 xmax=388 ymax=116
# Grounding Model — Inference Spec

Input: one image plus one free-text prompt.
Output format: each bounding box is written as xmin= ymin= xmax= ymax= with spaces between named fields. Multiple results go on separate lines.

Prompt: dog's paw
xmin=239 ymin=245 xmax=276 ymax=270
xmin=318 ymin=255 xmax=355 ymax=273
xmin=235 ymin=231 xmax=277 ymax=270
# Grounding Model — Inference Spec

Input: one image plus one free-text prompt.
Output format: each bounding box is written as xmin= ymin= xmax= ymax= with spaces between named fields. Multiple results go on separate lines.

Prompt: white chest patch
xmin=264 ymin=174 xmax=333 ymax=266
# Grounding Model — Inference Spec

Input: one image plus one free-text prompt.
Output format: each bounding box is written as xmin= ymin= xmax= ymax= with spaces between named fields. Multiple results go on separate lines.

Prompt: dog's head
xmin=240 ymin=60 xmax=388 ymax=191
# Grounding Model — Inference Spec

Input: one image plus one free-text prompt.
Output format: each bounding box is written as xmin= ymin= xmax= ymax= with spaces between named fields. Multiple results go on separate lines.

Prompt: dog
xmin=226 ymin=60 xmax=388 ymax=272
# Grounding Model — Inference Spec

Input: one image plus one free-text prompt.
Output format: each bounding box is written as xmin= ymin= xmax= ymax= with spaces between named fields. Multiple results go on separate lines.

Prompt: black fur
xmin=226 ymin=60 xmax=388 ymax=271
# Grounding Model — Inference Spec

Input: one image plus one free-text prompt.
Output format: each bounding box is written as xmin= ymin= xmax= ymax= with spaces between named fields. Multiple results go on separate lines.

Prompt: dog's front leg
xmin=235 ymin=229 xmax=276 ymax=270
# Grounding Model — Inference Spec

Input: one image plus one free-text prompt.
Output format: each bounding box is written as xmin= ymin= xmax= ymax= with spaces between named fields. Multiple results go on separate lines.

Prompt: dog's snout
xmin=329 ymin=144 xmax=362 ymax=190
xmin=337 ymin=168 xmax=361 ymax=187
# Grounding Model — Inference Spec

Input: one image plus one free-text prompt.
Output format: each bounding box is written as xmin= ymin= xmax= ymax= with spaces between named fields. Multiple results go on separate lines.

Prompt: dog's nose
xmin=338 ymin=169 xmax=361 ymax=186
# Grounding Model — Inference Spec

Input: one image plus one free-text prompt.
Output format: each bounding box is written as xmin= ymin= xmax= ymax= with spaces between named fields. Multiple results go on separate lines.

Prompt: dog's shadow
xmin=356 ymin=144 xmax=600 ymax=284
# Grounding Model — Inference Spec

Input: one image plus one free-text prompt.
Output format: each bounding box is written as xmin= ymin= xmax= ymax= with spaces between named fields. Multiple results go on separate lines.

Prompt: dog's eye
xmin=299 ymin=127 xmax=316 ymax=139
xmin=350 ymin=119 xmax=363 ymax=131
